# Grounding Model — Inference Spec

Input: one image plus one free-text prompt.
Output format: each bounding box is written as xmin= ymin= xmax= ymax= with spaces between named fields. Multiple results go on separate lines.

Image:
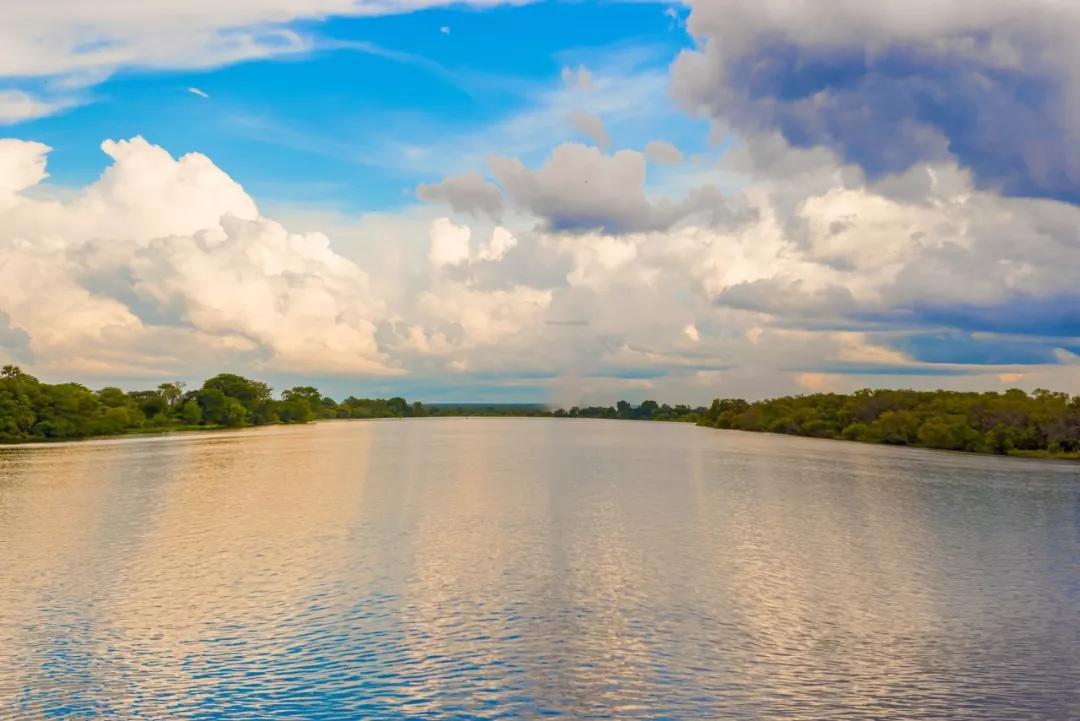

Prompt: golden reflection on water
xmin=1 ymin=419 xmax=1078 ymax=719
xmin=2 ymin=425 xmax=376 ymax=714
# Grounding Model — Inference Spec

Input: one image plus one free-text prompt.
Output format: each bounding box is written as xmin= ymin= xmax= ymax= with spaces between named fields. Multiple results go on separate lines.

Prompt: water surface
xmin=1 ymin=418 xmax=1078 ymax=719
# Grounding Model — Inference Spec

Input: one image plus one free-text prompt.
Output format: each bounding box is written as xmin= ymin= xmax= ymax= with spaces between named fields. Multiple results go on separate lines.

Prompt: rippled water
xmin=1 ymin=419 xmax=1078 ymax=719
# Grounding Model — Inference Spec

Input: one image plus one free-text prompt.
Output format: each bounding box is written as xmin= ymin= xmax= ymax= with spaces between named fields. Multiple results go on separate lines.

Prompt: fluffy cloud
xmin=0 ymin=136 xmax=563 ymax=381
xmin=695 ymin=136 xmax=1080 ymax=344
xmin=427 ymin=218 xmax=518 ymax=268
xmin=417 ymin=283 xmax=552 ymax=348
xmin=0 ymin=137 xmax=392 ymax=375
xmin=517 ymin=122 xmax=1080 ymax=398
xmin=673 ymin=0 xmax=1080 ymax=203
xmin=477 ymin=227 xmax=517 ymax=262
xmin=2 ymin=123 xmax=1079 ymax=401
xmin=568 ymin=111 xmax=611 ymax=150
xmin=130 ymin=216 xmax=391 ymax=374
xmin=645 ymin=140 xmax=683 ymax=165
xmin=427 ymin=217 xmax=473 ymax=268
xmin=488 ymin=143 xmax=733 ymax=233
xmin=0 ymin=139 xmax=50 ymax=196
xmin=4 ymin=2 xmax=1076 ymax=402
xmin=417 ymin=172 xmax=505 ymax=218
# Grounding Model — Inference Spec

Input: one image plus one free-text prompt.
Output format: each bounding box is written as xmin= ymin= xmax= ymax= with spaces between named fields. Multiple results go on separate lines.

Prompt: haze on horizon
xmin=0 ymin=0 xmax=1078 ymax=405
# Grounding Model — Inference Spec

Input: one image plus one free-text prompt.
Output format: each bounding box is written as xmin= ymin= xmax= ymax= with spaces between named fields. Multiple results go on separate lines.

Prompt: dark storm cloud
xmin=904 ymin=295 xmax=1080 ymax=338
xmin=674 ymin=0 xmax=1080 ymax=203
xmin=890 ymin=332 xmax=1062 ymax=366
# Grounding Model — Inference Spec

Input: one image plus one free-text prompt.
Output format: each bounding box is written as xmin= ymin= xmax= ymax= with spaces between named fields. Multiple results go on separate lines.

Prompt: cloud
xmin=0 ymin=90 xmax=75 ymax=124
xmin=0 ymin=309 xmax=31 ymax=362
xmin=797 ymin=372 xmax=840 ymax=392
xmin=673 ymin=0 xmax=1080 ymax=203
xmin=891 ymin=333 xmax=1060 ymax=366
xmin=645 ymin=140 xmax=683 ymax=165
xmin=416 ymin=172 xmax=505 ymax=217
xmin=477 ymin=226 xmax=517 ymax=262
xmin=561 ymin=65 xmax=594 ymax=90
xmin=2 ymin=2 xmax=533 ymax=78
xmin=366 ymin=58 xmax=674 ymax=184
xmin=488 ymin=143 xmax=734 ymax=233
xmin=427 ymin=217 xmax=518 ymax=267
xmin=0 ymin=138 xmax=50 ymax=195
xmin=2 ymin=130 xmax=1079 ymax=400
xmin=428 ymin=217 xmax=472 ymax=267
xmin=416 ymin=283 xmax=552 ymax=347
xmin=0 ymin=1 xmax=533 ymax=121
xmin=568 ymin=111 xmax=611 ymax=150
xmin=440 ymin=26 xmax=451 ymax=35
xmin=0 ymin=136 xmax=394 ymax=376
xmin=130 ymin=215 xmax=392 ymax=374
xmin=525 ymin=128 xmax=1080 ymax=396
xmin=187 ymin=87 xmax=210 ymax=99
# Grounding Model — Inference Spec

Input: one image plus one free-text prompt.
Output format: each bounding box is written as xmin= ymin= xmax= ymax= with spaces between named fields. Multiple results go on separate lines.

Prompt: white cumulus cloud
xmin=0 ymin=136 xmax=393 ymax=376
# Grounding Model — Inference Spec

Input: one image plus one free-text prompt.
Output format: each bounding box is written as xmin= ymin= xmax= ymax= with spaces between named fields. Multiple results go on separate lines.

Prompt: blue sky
xmin=14 ymin=2 xmax=699 ymax=213
xmin=0 ymin=0 xmax=1078 ymax=403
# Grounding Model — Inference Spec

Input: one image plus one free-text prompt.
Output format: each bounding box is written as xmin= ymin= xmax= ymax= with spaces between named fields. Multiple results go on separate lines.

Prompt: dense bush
xmin=698 ymin=388 xmax=1080 ymax=456
xmin=0 ymin=366 xmax=423 ymax=442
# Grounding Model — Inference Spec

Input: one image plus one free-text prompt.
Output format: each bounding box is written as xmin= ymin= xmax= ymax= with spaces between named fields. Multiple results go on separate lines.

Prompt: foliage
xmin=426 ymin=403 xmax=548 ymax=417
xmin=697 ymin=388 xmax=1080 ymax=457
xmin=6 ymin=365 xmax=1077 ymax=461
xmin=553 ymin=401 xmax=704 ymax=423
xmin=0 ymin=367 xmax=421 ymax=443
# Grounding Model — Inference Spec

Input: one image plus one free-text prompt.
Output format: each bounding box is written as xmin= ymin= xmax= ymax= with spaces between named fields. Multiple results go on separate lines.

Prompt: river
xmin=1 ymin=418 xmax=1078 ymax=719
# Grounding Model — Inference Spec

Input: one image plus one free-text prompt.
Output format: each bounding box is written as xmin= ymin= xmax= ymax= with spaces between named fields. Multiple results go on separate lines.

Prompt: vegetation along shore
xmin=1 ymin=366 xmax=1078 ymax=459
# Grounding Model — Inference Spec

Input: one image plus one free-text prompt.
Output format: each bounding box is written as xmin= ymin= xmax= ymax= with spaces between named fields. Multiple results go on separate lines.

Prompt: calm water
xmin=1 ymin=419 xmax=1078 ymax=720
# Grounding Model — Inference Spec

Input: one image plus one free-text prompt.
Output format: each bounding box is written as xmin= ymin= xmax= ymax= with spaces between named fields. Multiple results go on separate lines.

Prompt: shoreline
xmin=3 ymin=415 xmax=1079 ymax=464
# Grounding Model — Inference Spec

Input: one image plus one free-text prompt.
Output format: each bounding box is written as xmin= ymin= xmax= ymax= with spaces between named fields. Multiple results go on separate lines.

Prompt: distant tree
xmin=387 ymin=397 xmax=409 ymax=417
xmin=96 ymin=387 xmax=128 ymax=408
xmin=130 ymin=390 xmax=168 ymax=420
xmin=202 ymin=374 xmax=271 ymax=413
xmin=221 ymin=397 xmax=249 ymax=427
xmin=637 ymin=400 xmax=659 ymax=420
xmin=181 ymin=399 xmax=203 ymax=425
xmin=197 ymin=388 xmax=228 ymax=425
xmin=158 ymin=382 xmax=186 ymax=408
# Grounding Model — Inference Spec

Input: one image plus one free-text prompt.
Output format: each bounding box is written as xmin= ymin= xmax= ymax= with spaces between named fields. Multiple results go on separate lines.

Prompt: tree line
xmin=697 ymin=388 xmax=1080 ymax=457
xmin=3 ymin=365 xmax=1079 ymax=458
xmin=0 ymin=366 xmax=425 ymax=442
xmin=553 ymin=400 xmax=704 ymax=422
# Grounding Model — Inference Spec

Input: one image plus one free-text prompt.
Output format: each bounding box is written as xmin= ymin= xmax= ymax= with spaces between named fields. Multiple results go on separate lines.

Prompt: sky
xmin=0 ymin=0 xmax=1078 ymax=404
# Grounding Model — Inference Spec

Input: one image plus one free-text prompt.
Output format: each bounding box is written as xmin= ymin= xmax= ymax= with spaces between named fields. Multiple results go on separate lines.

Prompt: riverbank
xmin=695 ymin=389 xmax=1080 ymax=461
xmin=0 ymin=368 xmax=423 ymax=445
xmin=3 ymin=367 xmax=1078 ymax=460
xmin=5 ymin=414 xmax=1080 ymax=465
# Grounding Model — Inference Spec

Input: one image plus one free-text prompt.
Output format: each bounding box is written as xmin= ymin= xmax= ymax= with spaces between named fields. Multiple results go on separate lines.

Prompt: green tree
xmin=197 ymin=388 xmax=228 ymax=425
xmin=221 ymin=397 xmax=249 ymax=426
xmin=158 ymin=382 xmax=186 ymax=408
xmin=181 ymin=399 xmax=203 ymax=425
